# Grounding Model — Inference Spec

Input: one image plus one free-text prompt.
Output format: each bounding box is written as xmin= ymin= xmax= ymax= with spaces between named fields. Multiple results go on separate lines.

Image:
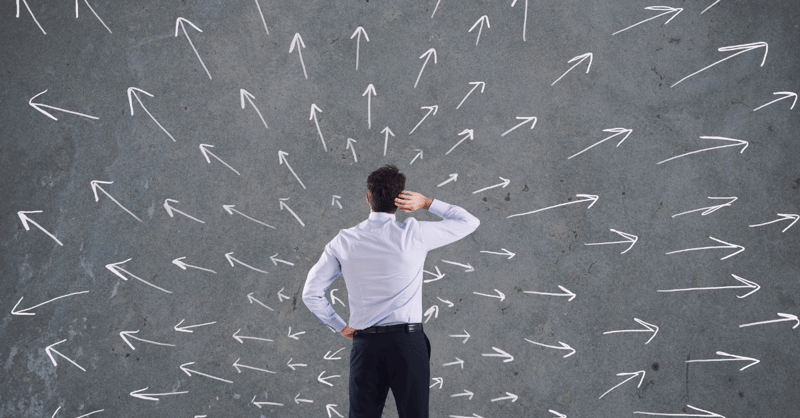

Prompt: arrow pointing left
xmin=11 ymin=291 xmax=89 ymax=316
xmin=91 ymin=180 xmax=143 ymax=222
xmin=45 ymin=339 xmax=85 ymax=371
xmin=172 ymin=257 xmax=217 ymax=274
xmin=16 ymin=0 xmax=46 ymax=34
xmin=120 ymin=330 xmax=176 ymax=350
xmin=106 ymin=258 xmax=172 ymax=294
xmin=17 ymin=211 xmax=63 ymax=246
xmin=200 ymin=144 xmax=240 ymax=175
xmin=164 ymin=199 xmax=205 ymax=224
xmin=127 ymin=87 xmax=175 ymax=142
xmin=28 ymin=90 xmax=99 ymax=121
xmin=130 ymin=387 xmax=189 ymax=402
xmin=175 ymin=17 xmax=211 ymax=79
xmin=180 ymin=362 xmax=233 ymax=384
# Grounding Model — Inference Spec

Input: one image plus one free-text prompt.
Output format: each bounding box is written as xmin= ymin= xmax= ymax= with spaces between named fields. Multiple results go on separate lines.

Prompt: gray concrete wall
xmin=1 ymin=1 xmax=798 ymax=417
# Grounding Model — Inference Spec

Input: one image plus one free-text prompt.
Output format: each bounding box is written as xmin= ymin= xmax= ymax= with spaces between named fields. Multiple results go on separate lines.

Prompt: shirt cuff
xmin=428 ymin=199 xmax=448 ymax=217
xmin=329 ymin=315 xmax=347 ymax=333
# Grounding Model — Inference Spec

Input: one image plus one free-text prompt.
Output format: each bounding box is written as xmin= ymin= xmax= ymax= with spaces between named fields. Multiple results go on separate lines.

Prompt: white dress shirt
xmin=302 ymin=199 xmax=480 ymax=332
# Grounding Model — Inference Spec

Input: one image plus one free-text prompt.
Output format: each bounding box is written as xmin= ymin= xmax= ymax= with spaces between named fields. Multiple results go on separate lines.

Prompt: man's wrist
xmin=424 ymin=198 xmax=433 ymax=211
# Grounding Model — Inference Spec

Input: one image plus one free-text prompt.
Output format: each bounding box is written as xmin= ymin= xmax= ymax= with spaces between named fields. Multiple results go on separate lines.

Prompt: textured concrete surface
xmin=1 ymin=1 xmax=798 ymax=417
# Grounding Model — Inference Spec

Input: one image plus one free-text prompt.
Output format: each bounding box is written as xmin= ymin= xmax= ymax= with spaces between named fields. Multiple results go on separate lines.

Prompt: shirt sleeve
xmin=419 ymin=199 xmax=481 ymax=252
xmin=302 ymin=239 xmax=348 ymax=333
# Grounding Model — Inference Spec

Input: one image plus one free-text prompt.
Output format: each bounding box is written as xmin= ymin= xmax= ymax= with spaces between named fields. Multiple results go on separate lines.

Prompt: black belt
xmin=354 ymin=323 xmax=423 ymax=336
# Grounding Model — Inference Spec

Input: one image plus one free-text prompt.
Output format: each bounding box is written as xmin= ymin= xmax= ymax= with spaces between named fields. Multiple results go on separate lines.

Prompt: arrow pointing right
xmin=552 ymin=52 xmax=593 ymax=86
xmin=437 ymin=173 xmax=458 ymax=187
xmin=686 ymin=351 xmax=760 ymax=371
xmin=524 ymin=339 xmax=576 ymax=358
xmin=749 ymin=213 xmax=799 ymax=233
xmin=753 ymin=91 xmax=797 ymax=111
xmin=672 ymin=41 xmax=768 ymax=88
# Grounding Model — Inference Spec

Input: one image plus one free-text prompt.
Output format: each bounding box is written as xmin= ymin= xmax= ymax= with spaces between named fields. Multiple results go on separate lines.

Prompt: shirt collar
xmin=368 ymin=211 xmax=396 ymax=223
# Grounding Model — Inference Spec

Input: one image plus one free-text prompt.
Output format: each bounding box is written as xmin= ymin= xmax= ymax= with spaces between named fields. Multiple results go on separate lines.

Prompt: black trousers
xmin=349 ymin=331 xmax=431 ymax=418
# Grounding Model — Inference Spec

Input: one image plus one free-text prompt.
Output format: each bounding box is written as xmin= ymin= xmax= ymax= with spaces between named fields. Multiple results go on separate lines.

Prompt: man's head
xmin=367 ymin=165 xmax=406 ymax=213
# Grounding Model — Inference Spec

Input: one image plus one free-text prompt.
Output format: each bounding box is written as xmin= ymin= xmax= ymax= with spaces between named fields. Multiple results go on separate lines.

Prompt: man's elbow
xmin=469 ymin=215 xmax=481 ymax=233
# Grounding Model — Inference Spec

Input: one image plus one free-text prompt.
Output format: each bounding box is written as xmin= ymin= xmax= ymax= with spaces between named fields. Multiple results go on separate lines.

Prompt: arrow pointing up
xmin=468 ymin=16 xmax=490 ymax=45
xmin=240 ymin=88 xmax=268 ymax=129
xmin=552 ymin=52 xmax=593 ymax=86
xmin=414 ymin=48 xmax=438 ymax=88
xmin=346 ymin=138 xmax=358 ymax=162
xmin=278 ymin=151 xmax=306 ymax=189
xmin=351 ymin=26 xmax=369 ymax=71
xmin=175 ymin=17 xmax=211 ymax=79
xmin=457 ymin=81 xmax=485 ymax=109
xmin=381 ymin=126 xmax=394 ymax=156
xmin=76 ymin=0 xmax=112 ymax=33
xmin=446 ymin=129 xmax=474 ymax=155
xmin=672 ymin=41 xmax=768 ymax=88
xmin=28 ymin=89 xmax=99 ymax=121
xmin=362 ymin=84 xmax=376 ymax=129
xmin=16 ymin=0 xmax=46 ymax=34
xmin=310 ymin=103 xmax=327 ymax=151
xmin=17 ymin=211 xmax=63 ymax=246
xmin=290 ymin=33 xmax=308 ymax=79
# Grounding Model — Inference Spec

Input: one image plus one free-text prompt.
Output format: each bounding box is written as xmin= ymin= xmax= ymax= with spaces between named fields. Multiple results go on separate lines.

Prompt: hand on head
xmin=394 ymin=190 xmax=432 ymax=213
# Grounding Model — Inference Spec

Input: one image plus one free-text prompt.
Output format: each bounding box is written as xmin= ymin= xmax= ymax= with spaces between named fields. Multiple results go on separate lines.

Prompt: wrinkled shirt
xmin=302 ymin=199 xmax=480 ymax=332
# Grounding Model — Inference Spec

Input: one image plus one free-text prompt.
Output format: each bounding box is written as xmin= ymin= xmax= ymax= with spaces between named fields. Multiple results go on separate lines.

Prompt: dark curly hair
xmin=367 ymin=165 xmax=406 ymax=213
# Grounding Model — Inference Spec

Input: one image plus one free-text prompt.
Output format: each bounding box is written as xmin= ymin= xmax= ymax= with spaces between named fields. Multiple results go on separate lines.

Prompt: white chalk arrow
xmin=409 ymin=149 xmax=424 ymax=165
xmin=289 ymin=33 xmax=308 ymax=79
xmin=11 ymin=291 xmax=89 ymax=316
xmin=603 ymin=318 xmax=659 ymax=344
xmin=16 ymin=0 xmax=46 ymax=34
xmin=552 ymin=53 xmax=593 ymax=86
xmin=180 ymin=362 xmax=233 ymax=384
xmin=270 ymin=253 xmax=294 ymax=266
xmin=279 ymin=199 xmax=306 ymax=227
xmin=511 ymin=0 xmax=529 ymax=41
xmin=414 ymin=48 xmax=438 ymax=88
xmin=233 ymin=358 xmax=276 ymax=374
xmin=437 ymin=173 xmax=459 ymax=188
xmin=226 ymin=252 xmax=269 ymax=275
xmin=248 ymin=293 xmax=274 ymax=311
xmin=287 ymin=358 xmax=307 ymax=370
xmin=599 ymin=370 xmax=646 ymax=399
xmin=381 ymin=126 xmax=394 ymax=156
xmin=324 ymin=347 xmax=346 ymax=360
xmin=442 ymin=357 xmax=464 ymax=368
xmin=409 ymin=105 xmax=438 ymax=135
xmin=199 ymin=144 xmax=240 ymax=175
xmin=310 ymin=104 xmax=327 ymax=151
xmin=658 ymin=136 xmax=748 ymax=165
xmin=480 ymin=248 xmax=515 ymax=259
xmin=164 ymin=199 xmax=205 ymax=224
xmin=317 ymin=371 xmax=341 ymax=387
xmin=549 ymin=410 xmax=567 ymax=418
xmin=446 ymin=129 xmax=474 ymax=155
xmin=568 ymin=128 xmax=632 ymax=160
xmin=501 ymin=116 xmax=537 ymax=137
xmin=613 ymin=6 xmax=683 ymax=36
xmin=423 ymin=266 xmax=445 ymax=283
xmin=687 ymin=351 xmax=760 ymax=371
xmin=508 ymin=194 xmax=599 ymax=218
xmin=172 ymin=257 xmax=217 ymax=274
xmin=753 ymin=91 xmax=797 ymax=111
xmin=672 ymin=196 xmax=737 ymax=218
xmin=326 ymin=404 xmax=344 ymax=418
xmin=472 ymin=177 xmax=510 ymax=194
xmin=749 ymin=213 xmax=799 ymax=233
xmin=127 ymin=87 xmax=175 ymax=142
xmin=457 ymin=81 xmax=485 ymax=109
xmin=288 ymin=326 xmax=306 ymax=340
xmin=278 ymin=287 xmax=290 ymax=302
xmin=473 ymin=289 xmax=505 ymax=301
xmin=251 ymin=395 xmax=283 ymax=408
xmin=278 ymin=151 xmax=306 ymax=189
xmin=524 ymin=339 xmax=576 ymax=358
xmin=175 ymin=17 xmax=211 ymax=80
xmin=424 ymin=305 xmax=439 ymax=323
xmin=91 ymin=180 xmax=142 ymax=222
xmin=449 ymin=414 xmax=484 ymax=418
xmin=331 ymin=195 xmax=342 ymax=209
xmin=223 ymin=205 xmax=275 ymax=229
xmin=431 ymin=377 xmax=444 ymax=389
xmin=481 ymin=346 xmax=514 ymax=362
xmin=346 ymin=138 xmax=358 ymax=162
xmin=449 ymin=330 xmax=470 ymax=344
xmin=294 ymin=393 xmax=314 ymax=404
xmin=28 ymin=90 xmax=99 ymax=122
xmin=17 ymin=211 xmax=63 ymax=246
xmin=468 ymin=16 xmax=490 ymax=46
xmin=174 ymin=319 xmax=216 ymax=333
xmin=441 ymin=259 xmax=474 ymax=272
xmin=253 ymin=0 xmax=269 ymax=34
xmin=523 ymin=285 xmax=576 ymax=302
xmin=739 ymin=313 xmax=799 ymax=329
xmin=130 ymin=387 xmax=189 ymax=401
xmin=120 ymin=330 xmax=175 ymax=351
xmin=76 ymin=0 xmax=112 ymax=33
xmin=658 ymin=274 xmax=760 ymax=299
xmin=585 ymin=229 xmax=638 ymax=254
xmin=351 ymin=26 xmax=370 ymax=71
xmin=491 ymin=392 xmax=518 ymax=403
xmin=233 ymin=329 xmax=273 ymax=343
xmin=451 ymin=389 xmax=474 ymax=399
xmin=240 ymin=89 xmax=268 ymax=130
xmin=45 ymin=340 xmax=86 ymax=371
xmin=362 ymin=84 xmax=376 ymax=129
xmin=634 ymin=404 xmax=725 ymax=418
xmin=106 ymin=258 xmax=172 ymax=294
xmin=702 ymin=0 xmax=722 ymax=14
xmin=672 ymin=41 xmax=768 ymax=88
xmin=330 ymin=289 xmax=344 ymax=306
xmin=666 ymin=236 xmax=744 ymax=260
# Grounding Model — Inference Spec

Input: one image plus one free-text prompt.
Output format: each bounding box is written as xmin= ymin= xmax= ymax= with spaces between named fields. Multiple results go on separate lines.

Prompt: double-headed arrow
xmin=175 ymin=17 xmax=211 ymax=80
xmin=508 ymin=194 xmax=599 ymax=218
xmin=127 ymin=87 xmax=175 ymax=142
xmin=29 ymin=90 xmax=99 ymax=122
xmin=672 ymin=41 xmax=768 ymax=88
xmin=18 ymin=211 xmax=63 ymax=246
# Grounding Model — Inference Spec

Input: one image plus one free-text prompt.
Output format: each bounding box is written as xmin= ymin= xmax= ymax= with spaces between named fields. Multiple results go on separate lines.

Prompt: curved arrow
xmin=672 ymin=41 xmax=767 ymax=88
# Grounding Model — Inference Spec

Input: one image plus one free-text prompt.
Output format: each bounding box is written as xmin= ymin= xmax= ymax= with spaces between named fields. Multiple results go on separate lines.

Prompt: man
xmin=302 ymin=165 xmax=480 ymax=418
